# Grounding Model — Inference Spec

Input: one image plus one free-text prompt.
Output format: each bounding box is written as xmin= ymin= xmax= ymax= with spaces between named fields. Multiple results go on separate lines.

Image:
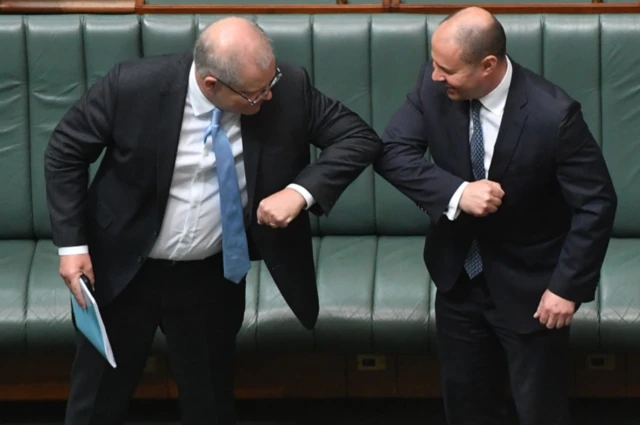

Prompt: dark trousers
xmin=64 ymin=253 xmax=246 ymax=425
xmin=435 ymin=272 xmax=571 ymax=425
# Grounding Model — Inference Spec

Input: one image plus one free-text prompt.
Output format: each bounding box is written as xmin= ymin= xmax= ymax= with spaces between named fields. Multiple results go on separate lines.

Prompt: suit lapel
xmin=444 ymin=98 xmax=473 ymax=181
xmin=240 ymin=113 xmax=264 ymax=219
xmin=487 ymin=63 xmax=529 ymax=182
xmin=155 ymin=54 xmax=190 ymax=224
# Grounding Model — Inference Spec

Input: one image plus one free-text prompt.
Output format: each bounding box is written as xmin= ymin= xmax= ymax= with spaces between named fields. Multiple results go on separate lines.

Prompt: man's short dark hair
xmin=443 ymin=12 xmax=507 ymax=65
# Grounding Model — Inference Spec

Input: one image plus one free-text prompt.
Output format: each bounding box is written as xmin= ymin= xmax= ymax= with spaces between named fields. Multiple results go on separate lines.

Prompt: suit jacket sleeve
xmin=547 ymin=101 xmax=618 ymax=302
xmin=44 ymin=64 xmax=119 ymax=248
xmin=291 ymin=68 xmax=383 ymax=215
xmin=373 ymin=65 xmax=465 ymax=226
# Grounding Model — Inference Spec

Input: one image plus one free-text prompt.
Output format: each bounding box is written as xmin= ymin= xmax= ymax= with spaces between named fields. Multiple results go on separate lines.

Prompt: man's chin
xmin=241 ymin=105 xmax=262 ymax=116
xmin=446 ymin=87 xmax=461 ymax=100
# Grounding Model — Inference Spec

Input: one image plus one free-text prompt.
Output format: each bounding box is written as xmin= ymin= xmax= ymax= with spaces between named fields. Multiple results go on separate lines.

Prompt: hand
xmin=257 ymin=188 xmax=307 ymax=228
xmin=59 ymin=253 xmax=95 ymax=309
xmin=459 ymin=179 xmax=504 ymax=217
xmin=533 ymin=289 xmax=575 ymax=329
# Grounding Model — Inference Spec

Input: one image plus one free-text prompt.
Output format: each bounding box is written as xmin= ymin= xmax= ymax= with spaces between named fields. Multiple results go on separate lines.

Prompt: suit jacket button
xmin=137 ymin=254 xmax=144 ymax=263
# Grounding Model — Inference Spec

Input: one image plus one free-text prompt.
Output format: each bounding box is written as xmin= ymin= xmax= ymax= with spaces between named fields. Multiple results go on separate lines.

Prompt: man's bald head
xmin=435 ymin=7 xmax=506 ymax=65
xmin=194 ymin=17 xmax=274 ymax=87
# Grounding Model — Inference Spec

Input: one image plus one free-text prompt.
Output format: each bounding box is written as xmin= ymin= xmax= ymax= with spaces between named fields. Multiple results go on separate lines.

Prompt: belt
xmin=145 ymin=253 xmax=221 ymax=268
xmin=145 ymin=257 xmax=179 ymax=268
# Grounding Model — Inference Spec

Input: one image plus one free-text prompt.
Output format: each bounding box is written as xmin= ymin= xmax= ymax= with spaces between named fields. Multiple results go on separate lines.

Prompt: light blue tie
xmin=204 ymin=108 xmax=251 ymax=284
xmin=464 ymin=99 xmax=484 ymax=279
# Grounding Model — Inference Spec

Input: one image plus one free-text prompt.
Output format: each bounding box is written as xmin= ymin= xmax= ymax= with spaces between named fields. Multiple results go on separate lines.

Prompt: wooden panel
xmin=391 ymin=3 xmax=640 ymax=13
xmin=627 ymin=355 xmax=640 ymax=397
xmin=231 ymin=354 xmax=347 ymax=398
xmin=0 ymin=352 xmax=636 ymax=401
xmin=0 ymin=0 xmax=135 ymax=13
xmin=346 ymin=355 xmax=397 ymax=397
xmin=0 ymin=353 xmax=168 ymax=401
xmin=573 ymin=353 xmax=626 ymax=397
xmin=396 ymin=356 xmax=441 ymax=397
xmin=138 ymin=4 xmax=388 ymax=13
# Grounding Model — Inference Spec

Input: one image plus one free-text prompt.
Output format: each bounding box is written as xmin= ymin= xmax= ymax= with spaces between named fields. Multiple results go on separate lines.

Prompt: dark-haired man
xmin=374 ymin=6 xmax=616 ymax=425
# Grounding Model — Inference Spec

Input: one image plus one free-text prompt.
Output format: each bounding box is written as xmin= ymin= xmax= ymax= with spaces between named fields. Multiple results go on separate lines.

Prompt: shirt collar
xmin=478 ymin=56 xmax=512 ymax=115
xmin=188 ymin=61 xmax=216 ymax=117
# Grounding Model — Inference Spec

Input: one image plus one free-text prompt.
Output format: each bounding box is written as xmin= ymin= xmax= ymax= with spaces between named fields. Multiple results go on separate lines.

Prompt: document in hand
xmin=71 ymin=275 xmax=117 ymax=368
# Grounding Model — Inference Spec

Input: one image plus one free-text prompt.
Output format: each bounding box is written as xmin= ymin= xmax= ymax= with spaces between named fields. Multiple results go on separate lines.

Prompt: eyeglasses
xmin=214 ymin=67 xmax=282 ymax=105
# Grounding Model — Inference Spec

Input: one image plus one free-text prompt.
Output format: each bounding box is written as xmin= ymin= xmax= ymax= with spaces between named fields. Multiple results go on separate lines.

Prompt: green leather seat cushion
xmin=0 ymin=240 xmax=34 ymax=353
xmin=599 ymin=238 xmax=640 ymax=352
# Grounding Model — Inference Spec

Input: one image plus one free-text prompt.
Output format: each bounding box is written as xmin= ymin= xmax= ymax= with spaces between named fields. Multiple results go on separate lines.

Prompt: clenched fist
xmin=257 ymin=188 xmax=307 ymax=228
xmin=534 ymin=289 xmax=575 ymax=329
xmin=60 ymin=253 xmax=95 ymax=309
xmin=460 ymin=179 xmax=504 ymax=217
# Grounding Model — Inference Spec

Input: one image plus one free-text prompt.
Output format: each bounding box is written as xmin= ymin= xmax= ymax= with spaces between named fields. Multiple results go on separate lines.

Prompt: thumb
xmin=81 ymin=261 xmax=95 ymax=290
xmin=533 ymin=300 xmax=543 ymax=319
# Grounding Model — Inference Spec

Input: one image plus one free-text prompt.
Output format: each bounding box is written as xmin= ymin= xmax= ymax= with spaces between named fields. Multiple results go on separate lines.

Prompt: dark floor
xmin=2 ymin=398 xmax=639 ymax=424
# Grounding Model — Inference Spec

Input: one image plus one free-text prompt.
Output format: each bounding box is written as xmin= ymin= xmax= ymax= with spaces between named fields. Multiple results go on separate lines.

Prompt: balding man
xmin=374 ymin=7 xmax=616 ymax=425
xmin=45 ymin=17 xmax=381 ymax=425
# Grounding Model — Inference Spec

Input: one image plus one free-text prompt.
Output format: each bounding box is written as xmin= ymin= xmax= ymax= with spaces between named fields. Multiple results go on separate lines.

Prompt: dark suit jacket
xmin=45 ymin=52 xmax=382 ymax=330
xmin=374 ymin=59 xmax=617 ymax=332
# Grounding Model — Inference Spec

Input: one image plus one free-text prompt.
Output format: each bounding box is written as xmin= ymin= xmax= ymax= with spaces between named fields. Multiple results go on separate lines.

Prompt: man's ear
xmin=481 ymin=56 xmax=498 ymax=75
xmin=203 ymin=75 xmax=218 ymax=90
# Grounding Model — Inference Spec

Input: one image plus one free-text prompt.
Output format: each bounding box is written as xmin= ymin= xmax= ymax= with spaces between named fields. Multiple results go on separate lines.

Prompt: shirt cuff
xmin=444 ymin=182 xmax=468 ymax=221
xmin=287 ymin=183 xmax=316 ymax=210
xmin=59 ymin=245 xmax=89 ymax=256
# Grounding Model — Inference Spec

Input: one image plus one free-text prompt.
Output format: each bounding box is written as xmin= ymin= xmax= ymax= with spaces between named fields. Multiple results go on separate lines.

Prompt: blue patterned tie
xmin=464 ymin=99 xmax=484 ymax=279
xmin=204 ymin=108 xmax=251 ymax=283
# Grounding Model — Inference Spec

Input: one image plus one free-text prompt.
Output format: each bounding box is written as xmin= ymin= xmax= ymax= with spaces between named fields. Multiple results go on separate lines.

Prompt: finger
xmin=277 ymin=219 xmax=291 ymax=228
xmin=489 ymin=182 xmax=505 ymax=198
xmin=485 ymin=204 xmax=498 ymax=214
xmin=257 ymin=209 xmax=266 ymax=225
xmin=275 ymin=216 xmax=290 ymax=227
xmin=533 ymin=304 xmax=541 ymax=319
xmin=69 ymin=280 xmax=87 ymax=309
xmin=539 ymin=311 xmax=550 ymax=326
xmin=83 ymin=268 xmax=96 ymax=289
xmin=563 ymin=316 xmax=573 ymax=327
xmin=546 ymin=315 xmax=557 ymax=329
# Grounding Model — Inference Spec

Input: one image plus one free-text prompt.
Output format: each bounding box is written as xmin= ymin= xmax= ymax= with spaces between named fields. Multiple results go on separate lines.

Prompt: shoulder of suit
xmin=116 ymin=52 xmax=188 ymax=77
xmin=516 ymin=63 xmax=577 ymax=118
xmin=105 ymin=52 xmax=189 ymax=93
xmin=277 ymin=61 xmax=308 ymax=80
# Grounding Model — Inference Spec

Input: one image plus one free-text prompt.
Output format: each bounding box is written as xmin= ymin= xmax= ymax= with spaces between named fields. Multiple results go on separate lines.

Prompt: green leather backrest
xmin=0 ymin=14 xmax=638 ymax=240
xmin=0 ymin=18 xmax=33 ymax=239
xmin=600 ymin=15 xmax=640 ymax=237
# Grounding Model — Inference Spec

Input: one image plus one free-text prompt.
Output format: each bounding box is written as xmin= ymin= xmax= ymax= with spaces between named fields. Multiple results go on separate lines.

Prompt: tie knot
xmin=211 ymin=108 xmax=223 ymax=126
xmin=471 ymin=99 xmax=482 ymax=114
xmin=204 ymin=108 xmax=224 ymax=144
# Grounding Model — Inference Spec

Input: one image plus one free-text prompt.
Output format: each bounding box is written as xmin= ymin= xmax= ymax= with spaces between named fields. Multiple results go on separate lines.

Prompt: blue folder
xmin=70 ymin=275 xmax=117 ymax=368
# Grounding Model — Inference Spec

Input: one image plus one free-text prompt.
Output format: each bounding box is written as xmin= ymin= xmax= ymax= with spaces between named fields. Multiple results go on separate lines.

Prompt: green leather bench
xmin=1 ymin=13 xmax=639 ymax=358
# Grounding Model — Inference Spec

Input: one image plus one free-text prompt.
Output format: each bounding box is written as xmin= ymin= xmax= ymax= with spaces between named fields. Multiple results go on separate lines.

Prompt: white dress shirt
xmin=59 ymin=62 xmax=315 ymax=259
xmin=444 ymin=57 xmax=513 ymax=221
